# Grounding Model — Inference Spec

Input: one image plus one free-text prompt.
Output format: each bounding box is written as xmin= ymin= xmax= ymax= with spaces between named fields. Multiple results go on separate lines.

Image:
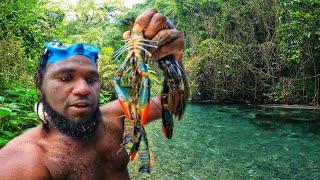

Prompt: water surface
xmin=128 ymin=103 xmax=320 ymax=179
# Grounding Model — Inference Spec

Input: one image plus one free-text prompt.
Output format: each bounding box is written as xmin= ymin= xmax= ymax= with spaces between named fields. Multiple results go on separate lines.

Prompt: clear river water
xmin=128 ymin=103 xmax=320 ymax=179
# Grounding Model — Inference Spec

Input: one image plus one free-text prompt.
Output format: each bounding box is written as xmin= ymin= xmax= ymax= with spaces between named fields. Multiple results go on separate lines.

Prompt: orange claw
xmin=162 ymin=126 xmax=168 ymax=138
xmin=140 ymin=102 xmax=150 ymax=126
xmin=131 ymin=151 xmax=138 ymax=161
xmin=162 ymin=126 xmax=173 ymax=139
xmin=118 ymin=99 xmax=130 ymax=119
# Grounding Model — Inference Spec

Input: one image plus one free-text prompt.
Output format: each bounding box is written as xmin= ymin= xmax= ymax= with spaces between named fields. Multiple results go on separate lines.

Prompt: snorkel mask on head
xmin=40 ymin=40 xmax=99 ymax=66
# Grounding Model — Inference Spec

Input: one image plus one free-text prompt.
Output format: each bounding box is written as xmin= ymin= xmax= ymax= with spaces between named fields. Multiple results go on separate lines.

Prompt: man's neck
xmin=44 ymin=121 xmax=103 ymax=146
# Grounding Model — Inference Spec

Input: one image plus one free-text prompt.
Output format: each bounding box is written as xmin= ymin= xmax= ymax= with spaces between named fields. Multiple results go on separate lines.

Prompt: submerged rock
xmin=255 ymin=112 xmax=318 ymax=123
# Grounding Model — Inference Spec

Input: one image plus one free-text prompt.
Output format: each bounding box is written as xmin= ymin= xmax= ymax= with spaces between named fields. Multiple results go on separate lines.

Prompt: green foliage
xmin=0 ymin=0 xmax=65 ymax=146
xmin=0 ymin=0 xmax=65 ymax=88
xmin=152 ymin=0 xmax=319 ymax=104
xmin=185 ymin=39 xmax=243 ymax=101
xmin=273 ymin=0 xmax=320 ymax=103
xmin=98 ymin=46 xmax=118 ymax=101
xmin=0 ymin=35 xmax=29 ymax=87
xmin=0 ymin=0 xmax=64 ymax=58
xmin=0 ymin=87 xmax=39 ymax=147
xmin=62 ymin=0 xmax=124 ymax=48
xmin=277 ymin=0 xmax=320 ymax=67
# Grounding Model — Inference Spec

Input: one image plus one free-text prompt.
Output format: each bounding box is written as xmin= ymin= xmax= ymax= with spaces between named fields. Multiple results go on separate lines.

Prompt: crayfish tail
xmin=138 ymin=164 xmax=151 ymax=173
xmin=138 ymin=132 xmax=151 ymax=173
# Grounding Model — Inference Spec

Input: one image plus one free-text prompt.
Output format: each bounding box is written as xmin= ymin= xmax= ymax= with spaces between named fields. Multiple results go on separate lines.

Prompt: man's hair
xmin=34 ymin=49 xmax=50 ymax=130
xmin=35 ymin=49 xmax=50 ymax=90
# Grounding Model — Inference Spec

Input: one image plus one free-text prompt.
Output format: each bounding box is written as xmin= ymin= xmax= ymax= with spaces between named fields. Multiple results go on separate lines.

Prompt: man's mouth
xmin=70 ymin=101 xmax=91 ymax=113
xmin=73 ymin=103 xmax=89 ymax=108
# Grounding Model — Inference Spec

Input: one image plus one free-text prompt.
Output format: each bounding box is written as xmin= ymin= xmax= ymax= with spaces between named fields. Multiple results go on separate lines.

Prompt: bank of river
xmin=129 ymin=103 xmax=320 ymax=179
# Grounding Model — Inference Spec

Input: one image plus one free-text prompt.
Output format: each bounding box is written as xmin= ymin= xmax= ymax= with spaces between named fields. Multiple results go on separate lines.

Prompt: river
xmin=128 ymin=103 xmax=320 ymax=179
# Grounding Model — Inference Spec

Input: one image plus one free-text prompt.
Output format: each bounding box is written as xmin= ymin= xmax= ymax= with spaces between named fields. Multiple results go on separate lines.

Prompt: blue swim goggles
xmin=41 ymin=41 xmax=99 ymax=65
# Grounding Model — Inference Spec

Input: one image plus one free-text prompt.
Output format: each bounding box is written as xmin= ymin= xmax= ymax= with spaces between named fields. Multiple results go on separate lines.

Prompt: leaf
xmin=0 ymin=107 xmax=12 ymax=117
xmin=0 ymin=137 xmax=10 ymax=148
xmin=0 ymin=130 xmax=17 ymax=138
xmin=0 ymin=96 xmax=4 ymax=103
xmin=8 ymin=103 xmax=19 ymax=110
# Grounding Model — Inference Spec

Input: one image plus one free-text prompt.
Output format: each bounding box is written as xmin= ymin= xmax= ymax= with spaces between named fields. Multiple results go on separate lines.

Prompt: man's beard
xmin=42 ymin=97 xmax=101 ymax=138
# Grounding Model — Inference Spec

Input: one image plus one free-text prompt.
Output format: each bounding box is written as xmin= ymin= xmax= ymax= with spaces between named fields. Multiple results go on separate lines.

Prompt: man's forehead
xmin=46 ymin=55 xmax=98 ymax=74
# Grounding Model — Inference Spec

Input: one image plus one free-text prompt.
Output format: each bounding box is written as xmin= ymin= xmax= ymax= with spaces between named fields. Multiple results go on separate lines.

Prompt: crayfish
xmin=112 ymin=20 xmax=189 ymax=173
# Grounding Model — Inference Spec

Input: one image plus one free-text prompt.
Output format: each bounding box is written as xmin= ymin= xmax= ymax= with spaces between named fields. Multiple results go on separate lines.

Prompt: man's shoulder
xmin=100 ymin=100 xmax=125 ymax=130
xmin=1 ymin=125 xmax=43 ymax=150
xmin=0 ymin=125 xmax=46 ymax=160
xmin=0 ymin=126 xmax=50 ymax=179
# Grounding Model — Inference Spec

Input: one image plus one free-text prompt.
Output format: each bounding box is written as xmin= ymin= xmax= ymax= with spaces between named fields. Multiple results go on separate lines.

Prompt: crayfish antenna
xmin=137 ymin=42 xmax=158 ymax=49
xmin=113 ymin=43 xmax=130 ymax=55
xmin=137 ymin=46 xmax=152 ymax=57
xmin=140 ymin=39 xmax=159 ymax=43
xmin=112 ymin=40 xmax=134 ymax=60
xmin=112 ymin=47 xmax=130 ymax=60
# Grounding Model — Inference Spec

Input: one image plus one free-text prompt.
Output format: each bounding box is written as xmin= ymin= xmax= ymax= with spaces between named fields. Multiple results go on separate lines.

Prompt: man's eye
xmin=87 ymin=78 xmax=99 ymax=84
xmin=59 ymin=76 xmax=72 ymax=82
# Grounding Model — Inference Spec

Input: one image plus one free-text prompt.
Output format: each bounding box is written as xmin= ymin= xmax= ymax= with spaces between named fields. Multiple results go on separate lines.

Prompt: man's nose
xmin=73 ymin=79 xmax=90 ymax=96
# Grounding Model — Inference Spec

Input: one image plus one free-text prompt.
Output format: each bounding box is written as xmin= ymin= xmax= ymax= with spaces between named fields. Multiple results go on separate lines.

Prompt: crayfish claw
xmin=162 ymin=108 xmax=174 ymax=139
xmin=158 ymin=55 xmax=189 ymax=138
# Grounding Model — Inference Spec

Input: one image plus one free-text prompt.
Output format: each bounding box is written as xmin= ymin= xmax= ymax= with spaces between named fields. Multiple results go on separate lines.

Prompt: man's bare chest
xmin=40 ymin=136 xmax=128 ymax=179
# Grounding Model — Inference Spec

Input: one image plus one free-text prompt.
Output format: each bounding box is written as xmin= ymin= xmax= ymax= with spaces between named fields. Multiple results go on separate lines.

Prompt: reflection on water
xmin=128 ymin=103 xmax=320 ymax=179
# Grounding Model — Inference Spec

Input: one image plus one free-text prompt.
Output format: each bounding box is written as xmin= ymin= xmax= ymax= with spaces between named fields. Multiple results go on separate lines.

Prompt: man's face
xmin=42 ymin=55 xmax=100 ymax=122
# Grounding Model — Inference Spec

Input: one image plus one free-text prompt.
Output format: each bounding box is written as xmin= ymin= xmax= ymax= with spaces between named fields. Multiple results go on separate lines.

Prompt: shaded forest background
xmin=0 ymin=0 xmax=319 ymax=146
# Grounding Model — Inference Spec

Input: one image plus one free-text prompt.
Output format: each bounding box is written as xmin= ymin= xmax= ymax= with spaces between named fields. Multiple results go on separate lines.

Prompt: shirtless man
xmin=0 ymin=9 xmax=184 ymax=179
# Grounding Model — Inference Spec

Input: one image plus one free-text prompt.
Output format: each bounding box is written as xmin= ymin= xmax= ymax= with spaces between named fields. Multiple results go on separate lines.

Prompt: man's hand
xmin=122 ymin=8 xmax=184 ymax=61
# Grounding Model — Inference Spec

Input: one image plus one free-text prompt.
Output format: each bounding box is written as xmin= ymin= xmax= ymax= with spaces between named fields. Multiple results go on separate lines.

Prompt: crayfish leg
xmin=114 ymin=59 xmax=133 ymax=119
xmin=129 ymin=140 xmax=140 ymax=161
xmin=137 ymin=62 xmax=151 ymax=126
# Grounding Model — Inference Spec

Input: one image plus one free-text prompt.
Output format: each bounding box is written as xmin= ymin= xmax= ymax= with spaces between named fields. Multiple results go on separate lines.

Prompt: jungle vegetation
xmin=0 ymin=0 xmax=319 ymax=146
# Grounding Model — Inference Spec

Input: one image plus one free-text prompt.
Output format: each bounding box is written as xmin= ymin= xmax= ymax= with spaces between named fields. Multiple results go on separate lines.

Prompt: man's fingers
xmin=125 ymin=20 xmax=179 ymax=42
xmin=132 ymin=8 xmax=157 ymax=34
xmin=150 ymin=29 xmax=183 ymax=61
xmin=151 ymin=29 xmax=182 ymax=47
xmin=124 ymin=9 xmax=184 ymax=62
xmin=152 ymin=37 xmax=184 ymax=61
xmin=144 ymin=13 xmax=167 ymax=39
